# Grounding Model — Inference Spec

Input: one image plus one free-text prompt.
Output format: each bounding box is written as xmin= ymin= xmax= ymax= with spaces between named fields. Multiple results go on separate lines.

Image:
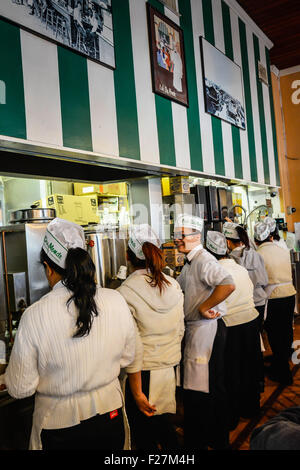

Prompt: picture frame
xmin=200 ymin=36 xmax=246 ymax=130
xmin=146 ymin=3 xmax=188 ymax=107
xmin=0 ymin=0 xmax=115 ymax=70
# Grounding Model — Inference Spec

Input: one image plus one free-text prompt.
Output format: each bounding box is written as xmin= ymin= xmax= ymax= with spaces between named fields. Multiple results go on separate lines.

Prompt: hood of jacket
xmin=121 ymin=271 xmax=182 ymax=313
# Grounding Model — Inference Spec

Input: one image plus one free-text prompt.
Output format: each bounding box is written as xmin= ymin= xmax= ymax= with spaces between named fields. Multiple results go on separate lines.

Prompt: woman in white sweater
xmin=254 ymin=222 xmax=296 ymax=386
xmin=118 ymin=224 xmax=184 ymax=451
xmin=206 ymin=231 xmax=261 ymax=431
xmin=3 ymin=218 xmax=136 ymax=450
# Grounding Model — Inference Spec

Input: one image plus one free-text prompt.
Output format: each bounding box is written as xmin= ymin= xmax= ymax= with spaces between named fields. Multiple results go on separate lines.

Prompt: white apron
xmin=29 ymin=380 xmax=131 ymax=450
xmin=121 ymin=366 xmax=178 ymax=417
xmin=259 ymin=282 xmax=293 ymax=352
xmin=183 ymin=319 xmax=218 ymax=393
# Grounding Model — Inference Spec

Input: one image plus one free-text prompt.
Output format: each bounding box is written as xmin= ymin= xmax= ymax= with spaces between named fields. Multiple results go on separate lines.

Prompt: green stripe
xmin=239 ymin=19 xmax=258 ymax=182
xmin=57 ymin=47 xmax=92 ymax=151
xmin=112 ymin=0 xmax=140 ymax=160
xmin=0 ymin=19 xmax=26 ymax=139
xmin=253 ymin=34 xmax=270 ymax=185
xmin=178 ymin=0 xmax=203 ymax=172
xmin=148 ymin=0 xmax=176 ymax=167
xmin=265 ymin=47 xmax=280 ymax=186
xmin=202 ymin=0 xmax=225 ymax=176
xmin=221 ymin=1 xmax=243 ymax=180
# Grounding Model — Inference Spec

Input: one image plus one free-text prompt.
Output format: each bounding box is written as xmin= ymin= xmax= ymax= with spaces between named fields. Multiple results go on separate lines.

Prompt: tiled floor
xmin=173 ymin=315 xmax=300 ymax=450
xmin=230 ymin=315 xmax=300 ymax=450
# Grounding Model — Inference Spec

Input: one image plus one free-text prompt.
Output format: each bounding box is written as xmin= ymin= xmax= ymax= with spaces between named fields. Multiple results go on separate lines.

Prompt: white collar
xmin=52 ymin=280 xmax=64 ymax=291
xmin=187 ymin=244 xmax=203 ymax=262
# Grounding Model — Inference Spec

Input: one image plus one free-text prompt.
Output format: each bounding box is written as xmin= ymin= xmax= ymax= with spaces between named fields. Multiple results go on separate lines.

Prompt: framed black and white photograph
xmin=0 ymin=0 xmax=115 ymax=69
xmin=147 ymin=3 xmax=188 ymax=107
xmin=200 ymin=36 xmax=246 ymax=130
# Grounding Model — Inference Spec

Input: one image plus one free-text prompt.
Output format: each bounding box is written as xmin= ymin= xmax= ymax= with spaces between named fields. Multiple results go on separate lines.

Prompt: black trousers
xmin=264 ymin=295 xmax=295 ymax=383
xmin=125 ymin=370 xmax=179 ymax=451
xmin=41 ymin=408 xmax=125 ymax=450
xmin=224 ymin=317 xmax=261 ymax=431
xmin=183 ymin=318 xmax=229 ymax=450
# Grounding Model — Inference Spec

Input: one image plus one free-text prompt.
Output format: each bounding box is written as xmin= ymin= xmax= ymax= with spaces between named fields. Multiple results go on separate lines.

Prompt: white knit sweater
xmin=257 ymin=242 xmax=296 ymax=299
xmin=4 ymin=281 xmax=136 ymax=448
xmin=218 ymin=259 xmax=258 ymax=327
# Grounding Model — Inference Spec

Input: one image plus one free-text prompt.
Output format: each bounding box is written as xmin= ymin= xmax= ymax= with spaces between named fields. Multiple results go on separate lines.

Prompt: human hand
xmin=0 ymin=384 xmax=6 ymax=391
xmin=199 ymin=309 xmax=221 ymax=320
xmin=134 ymin=393 xmax=156 ymax=417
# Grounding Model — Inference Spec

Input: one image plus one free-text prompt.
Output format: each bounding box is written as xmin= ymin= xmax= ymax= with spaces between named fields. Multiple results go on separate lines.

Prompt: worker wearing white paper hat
xmin=118 ymin=223 xmax=184 ymax=451
xmin=264 ymin=217 xmax=289 ymax=251
xmin=3 ymin=218 xmax=136 ymax=451
xmin=206 ymin=230 xmax=262 ymax=429
xmin=254 ymin=221 xmax=296 ymax=386
xmin=174 ymin=214 xmax=235 ymax=450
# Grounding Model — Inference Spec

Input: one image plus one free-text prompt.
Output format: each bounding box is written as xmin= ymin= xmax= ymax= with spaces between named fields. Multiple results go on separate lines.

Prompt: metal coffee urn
xmin=0 ymin=207 xmax=56 ymax=343
xmin=85 ymin=227 xmax=128 ymax=288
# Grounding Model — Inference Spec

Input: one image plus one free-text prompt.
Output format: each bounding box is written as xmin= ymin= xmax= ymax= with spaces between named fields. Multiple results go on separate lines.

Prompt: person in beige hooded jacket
xmin=118 ymin=224 xmax=184 ymax=451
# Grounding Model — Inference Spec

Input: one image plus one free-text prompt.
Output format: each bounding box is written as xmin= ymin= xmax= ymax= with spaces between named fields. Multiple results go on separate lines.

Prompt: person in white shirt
xmin=206 ymin=231 xmax=261 ymax=431
xmin=254 ymin=222 xmax=296 ymax=386
xmin=174 ymin=214 xmax=235 ymax=450
xmin=118 ymin=224 xmax=184 ymax=451
xmin=223 ymin=221 xmax=268 ymax=391
xmin=264 ymin=216 xmax=289 ymax=251
xmin=3 ymin=218 xmax=136 ymax=450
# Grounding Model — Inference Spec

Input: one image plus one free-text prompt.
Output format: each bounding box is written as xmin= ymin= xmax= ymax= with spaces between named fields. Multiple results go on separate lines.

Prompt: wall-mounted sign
xmin=200 ymin=36 xmax=246 ymax=130
xmin=147 ymin=3 xmax=188 ymax=107
xmin=0 ymin=0 xmax=115 ymax=69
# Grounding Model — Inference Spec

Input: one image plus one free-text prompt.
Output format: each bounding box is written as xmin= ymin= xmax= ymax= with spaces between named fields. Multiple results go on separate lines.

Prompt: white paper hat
xmin=128 ymin=224 xmax=161 ymax=260
xmin=264 ymin=216 xmax=277 ymax=233
xmin=42 ymin=218 xmax=86 ymax=269
xmin=174 ymin=213 xmax=204 ymax=233
xmin=206 ymin=231 xmax=227 ymax=255
xmin=254 ymin=222 xmax=271 ymax=242
xmin=222 ymin=222 xmax=240 ymax=240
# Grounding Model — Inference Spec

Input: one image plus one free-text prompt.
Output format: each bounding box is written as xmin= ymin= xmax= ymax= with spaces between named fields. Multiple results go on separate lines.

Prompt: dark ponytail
xmin=226 ymin=225 xmax=250 ymax=250
xmin=40 ymin=248 xmax=98 ymax=338
xmin=127 ymin=243 xmax=171 ymax=294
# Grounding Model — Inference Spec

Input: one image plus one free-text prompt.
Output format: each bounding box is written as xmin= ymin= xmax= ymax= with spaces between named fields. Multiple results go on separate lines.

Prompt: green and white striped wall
xmin=0 ymin=0 xmax=280 ymax=186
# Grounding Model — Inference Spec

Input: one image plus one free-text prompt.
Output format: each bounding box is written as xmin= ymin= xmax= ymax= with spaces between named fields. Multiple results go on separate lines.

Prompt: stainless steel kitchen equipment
xmin=0 ymin=207 xmax=56 ymax=343
xmin=85 ymin=227 xmax=128 ymax=288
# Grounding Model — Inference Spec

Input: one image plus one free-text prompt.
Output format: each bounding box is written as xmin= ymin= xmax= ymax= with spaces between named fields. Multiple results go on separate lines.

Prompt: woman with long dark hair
xmin=3 ymin=218 xmax=136 ymax=450
xmin=118 ymin=224 xmax=184 ymax=451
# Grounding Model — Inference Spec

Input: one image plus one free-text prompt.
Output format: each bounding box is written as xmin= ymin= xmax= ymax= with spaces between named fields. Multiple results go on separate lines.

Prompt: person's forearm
xmin=198 ymin=284 xmax=235 ymax=315
xmin=127 ymin=371 xmax=143 ymax=399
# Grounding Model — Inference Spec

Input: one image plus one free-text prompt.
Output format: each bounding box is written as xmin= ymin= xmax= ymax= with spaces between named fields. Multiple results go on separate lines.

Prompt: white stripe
xmin=87 ymin=60 xmax=119 ymax=157
xmin=259 ymin=42 xmax=276 ymax=187
xmin=246 ymin=24 xmax=265 ymax=184
xmin=191 ymin=0 xmax=215 ymax=175
xmin=20 ymin=30 xmax=63 ymax=146
xmin=164 ymin=6 xmax=191 ymax=170
xmin=230 ymin=8 xmax=251 ymax=182
xmin=212 ymin=0 xmax=235 ymax=179
xmin=129 ymin=0 xmax=160 ymax=165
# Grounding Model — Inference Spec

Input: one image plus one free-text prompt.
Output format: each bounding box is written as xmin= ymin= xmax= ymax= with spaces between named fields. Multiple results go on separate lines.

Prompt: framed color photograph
xmin=200 ymin=36 xmax=246 ymax=130
xmin=0 ymin=0 xmax=115 ymax=69
xmin=147 ymin=3 xmax=188 ymax=107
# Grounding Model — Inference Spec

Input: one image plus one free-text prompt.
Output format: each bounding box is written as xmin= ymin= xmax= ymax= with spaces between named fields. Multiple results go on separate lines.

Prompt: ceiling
xmin=236 ymin=0 xmax=300 ymax=71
